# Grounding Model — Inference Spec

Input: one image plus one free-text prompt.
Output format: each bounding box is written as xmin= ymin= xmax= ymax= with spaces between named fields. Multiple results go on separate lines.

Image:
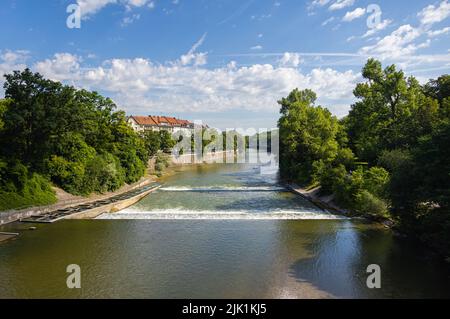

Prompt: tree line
xmin=278 ymin=59 xmax=450 ymax=258
xmin=0 ymin=69 xmax=177 ymax=210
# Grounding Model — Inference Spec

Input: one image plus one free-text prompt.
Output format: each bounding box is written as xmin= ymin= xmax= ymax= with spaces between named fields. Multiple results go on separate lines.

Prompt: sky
xmin=1 ymin=0 xmax=450 ymax=129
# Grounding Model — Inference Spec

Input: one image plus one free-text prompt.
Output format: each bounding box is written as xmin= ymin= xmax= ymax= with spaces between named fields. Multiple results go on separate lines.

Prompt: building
xmin=127 ymin=115 xmax=196 ymax=135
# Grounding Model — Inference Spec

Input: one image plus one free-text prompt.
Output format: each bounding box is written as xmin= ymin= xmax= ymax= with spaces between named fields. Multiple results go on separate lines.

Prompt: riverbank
xmin=0 ymin=178 xmax=156 ymax=225
xmin=0 ymin=151 xmax=237 ymax=225
xmin=287 ymin=183 xmax=395 ymax=228
xmin=287 ymin=184 xmax=348 ymax=215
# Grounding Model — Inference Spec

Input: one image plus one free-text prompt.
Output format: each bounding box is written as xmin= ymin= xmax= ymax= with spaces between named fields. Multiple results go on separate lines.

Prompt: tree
xmin=346 ymin=59 xmax=439 ymax=162
xmin=142 ymin=131 xmax=162 ymax=157
xmin=159 ymin=130 xmax=176 ymax=153
xmin=1 ymin=69 xmax=148 ymax=198
xmin=278 ymin=88 xmax=341 ymax=184
xmin=0 ymin=99 xmax=11 ymax=132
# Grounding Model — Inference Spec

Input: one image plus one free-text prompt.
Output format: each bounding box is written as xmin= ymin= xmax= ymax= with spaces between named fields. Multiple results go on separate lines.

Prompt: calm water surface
xmin=1 ymin=163 xmax=450 ymax=298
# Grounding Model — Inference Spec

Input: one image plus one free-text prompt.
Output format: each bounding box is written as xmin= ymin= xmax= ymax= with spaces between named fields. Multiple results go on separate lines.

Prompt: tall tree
xmin=278 ymin=88 xmax=341 ymax=184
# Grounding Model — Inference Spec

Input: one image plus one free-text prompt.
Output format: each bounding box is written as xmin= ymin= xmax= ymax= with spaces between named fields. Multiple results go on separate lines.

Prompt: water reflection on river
xmin=1 ymin=163 xmax=449 ymax=298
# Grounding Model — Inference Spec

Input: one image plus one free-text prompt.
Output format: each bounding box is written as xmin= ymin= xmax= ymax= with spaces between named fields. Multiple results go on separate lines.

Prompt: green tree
xmin=1 ymin=69 xmax=148 ymax=199
xmin=159 ymin=130 xmax=176 ymax=153
xmin=278 ymin=88 xmax=341 ymax=184
xmin=346 ymin=59 xmax=439 ymax=162
xmin=0 ymin=99 xmax=12 ymax=132
xmin=142 ymin=131 xmax=162 ymax=157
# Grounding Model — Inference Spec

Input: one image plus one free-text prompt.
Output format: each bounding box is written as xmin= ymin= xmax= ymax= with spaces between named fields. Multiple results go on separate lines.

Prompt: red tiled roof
xmin=130 ymin=115 xmax=193 ymax=127
xmin=130 ymin=116 xmax=158 ymax=126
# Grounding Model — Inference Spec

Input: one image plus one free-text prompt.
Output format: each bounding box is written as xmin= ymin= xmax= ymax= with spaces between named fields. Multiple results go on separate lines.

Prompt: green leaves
xmin=278 ymin=88 xmax=342 ymax=184
xmin=0 ymin=69 xmax=148 ymax=200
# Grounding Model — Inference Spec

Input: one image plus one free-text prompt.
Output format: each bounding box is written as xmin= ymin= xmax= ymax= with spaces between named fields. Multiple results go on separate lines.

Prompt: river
xmin=1 ymin=162 xmax=450 ymax=298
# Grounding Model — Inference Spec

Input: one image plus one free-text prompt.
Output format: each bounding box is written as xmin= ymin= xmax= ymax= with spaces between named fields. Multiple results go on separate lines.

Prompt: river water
xmin=1 ymin=162 xmax=450 ymax=298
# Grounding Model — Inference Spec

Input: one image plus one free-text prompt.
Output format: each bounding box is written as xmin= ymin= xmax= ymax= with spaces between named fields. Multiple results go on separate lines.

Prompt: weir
xmin=159 ymin=186 xmax=287 ymax=192
xmin=96 ymin=164 xmax=346 ymax=220
xmin=20 ymin=183 xmax=161 ymax=223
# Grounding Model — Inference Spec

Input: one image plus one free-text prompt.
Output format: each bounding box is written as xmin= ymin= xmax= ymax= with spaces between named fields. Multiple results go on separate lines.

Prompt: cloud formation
xmin=329 ymin=0 xmax=355 ymax=11
xmin=418 ymin=0 xmax=450 ymax=26
xmin=1 ymin=51 xmax=358 ymax=119
xmin=77 ymin=0 xmax=155 ymax=18
xmin=342 ymin=7 xmax=365 ymax=21
xmin=360 ymin=25 xmax=430 ymax=59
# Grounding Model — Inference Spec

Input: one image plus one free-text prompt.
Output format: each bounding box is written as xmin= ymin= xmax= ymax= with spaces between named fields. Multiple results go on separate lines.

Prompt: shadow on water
xmin=283 ymin=220 xmax=450 ymax=298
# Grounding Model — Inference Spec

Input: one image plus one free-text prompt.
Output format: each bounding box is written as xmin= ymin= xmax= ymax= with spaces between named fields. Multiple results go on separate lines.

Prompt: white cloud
xmin=127 ymin=0 xmax=151 ymax=6
xmin=77 ymin=0 xmax=116 ymax=17
xmin=359 ymin=24 xmax=429 ymax=59
xmin=121 ymin=13 xmax=140 ymax=26
xmin=25 ymin=52 xmax=360 ymax=118
xmin=427 ymin=26 xmax=450 ymax=36
xmin=322 ymin=17 xmax=335 ymax=26
xmin=0 ymin=50 xmax=29 ymax=95
xmin=34 ymin=53 xmax=82 ymax=82
xmin=329 ymin=0 xmax=355 ymax=11
xmin=77 ymin=0 xmax=154 ymax=18
xmin=250 ymin=45 xmax=263 ymax=50
xmin=179 ymin=33 xmax=208 ymax=66
xmin=4 ymin=49 xmax=450 ymax=125
xmin=309 ymin=0 xmax=331 ymax=8
xmin=307 ymin=0 xmax=331 ymax=15
xmin=362 ymin=19 xmax=392 ymax=38
xmin=418 ymin=0 xmax=450 ymax=26
xmin=278 ymin=52 xmax=303 ymax=67
xmin=342 ymin=7 xmax=366 ymax=22
xmin=0 ymin=50 xmax=29 ymax=64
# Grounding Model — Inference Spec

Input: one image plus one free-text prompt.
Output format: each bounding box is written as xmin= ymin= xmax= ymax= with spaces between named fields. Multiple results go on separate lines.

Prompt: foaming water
xmin=159 ymin=186 xmax=287 ymax=192
xmin=96 ymin=207 xmax=346 ymax=220
xmin=98 ymin=162 xmax=337 ymax=220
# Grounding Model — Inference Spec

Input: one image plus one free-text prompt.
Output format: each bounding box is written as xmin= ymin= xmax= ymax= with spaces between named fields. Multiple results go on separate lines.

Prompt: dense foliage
xmin=279 ymin=59 xmax=450 ymax=257
xmin=0 ymin=69 xmax=149 ymax=209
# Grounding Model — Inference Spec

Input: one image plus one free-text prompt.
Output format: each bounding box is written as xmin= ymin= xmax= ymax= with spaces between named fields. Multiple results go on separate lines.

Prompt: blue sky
xmin=1 ymin=0 xmax=450 ymax=129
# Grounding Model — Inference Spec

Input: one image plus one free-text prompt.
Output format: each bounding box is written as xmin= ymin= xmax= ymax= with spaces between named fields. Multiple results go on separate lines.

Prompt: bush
xmin=45 ymin=155 xmax=87 ymax=195
xmin=0 ymin=160 xmax=56 ymax=211
xmin=377 ymin=149 xmax=412 ymax=172
xmin=313 ymin=161 xmax=347 ymax=195
xmin=331 ymin=166 xmax=390 ymax=217
xmin=354 ymin=190 xmax=389 ymax=217
xmin=363 ymin=166 xmax=390 ymax=197
xmin=116 ymin=149 xmax=146 ymax=184
xmin=154 ymin=152 xmax=171 ymax=177
xmin=84 ymin=153 xmax=125 ymax=193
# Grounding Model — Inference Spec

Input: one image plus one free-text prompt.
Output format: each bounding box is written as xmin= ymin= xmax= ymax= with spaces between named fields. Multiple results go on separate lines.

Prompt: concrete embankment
xmin=66 ymin=185 xmax=161 ymax=220
xmin=287 ymin=184 xmax=348 ymax=215
xmin=0 ymin=179 xmax=156 ymax=225
xmin=0 ymin=232 xmax=19 ymax=243
xmin=148 ymin=151 xmax=236 ymax=170
xmin=288 ymin=184 xmax=395 ymax=227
